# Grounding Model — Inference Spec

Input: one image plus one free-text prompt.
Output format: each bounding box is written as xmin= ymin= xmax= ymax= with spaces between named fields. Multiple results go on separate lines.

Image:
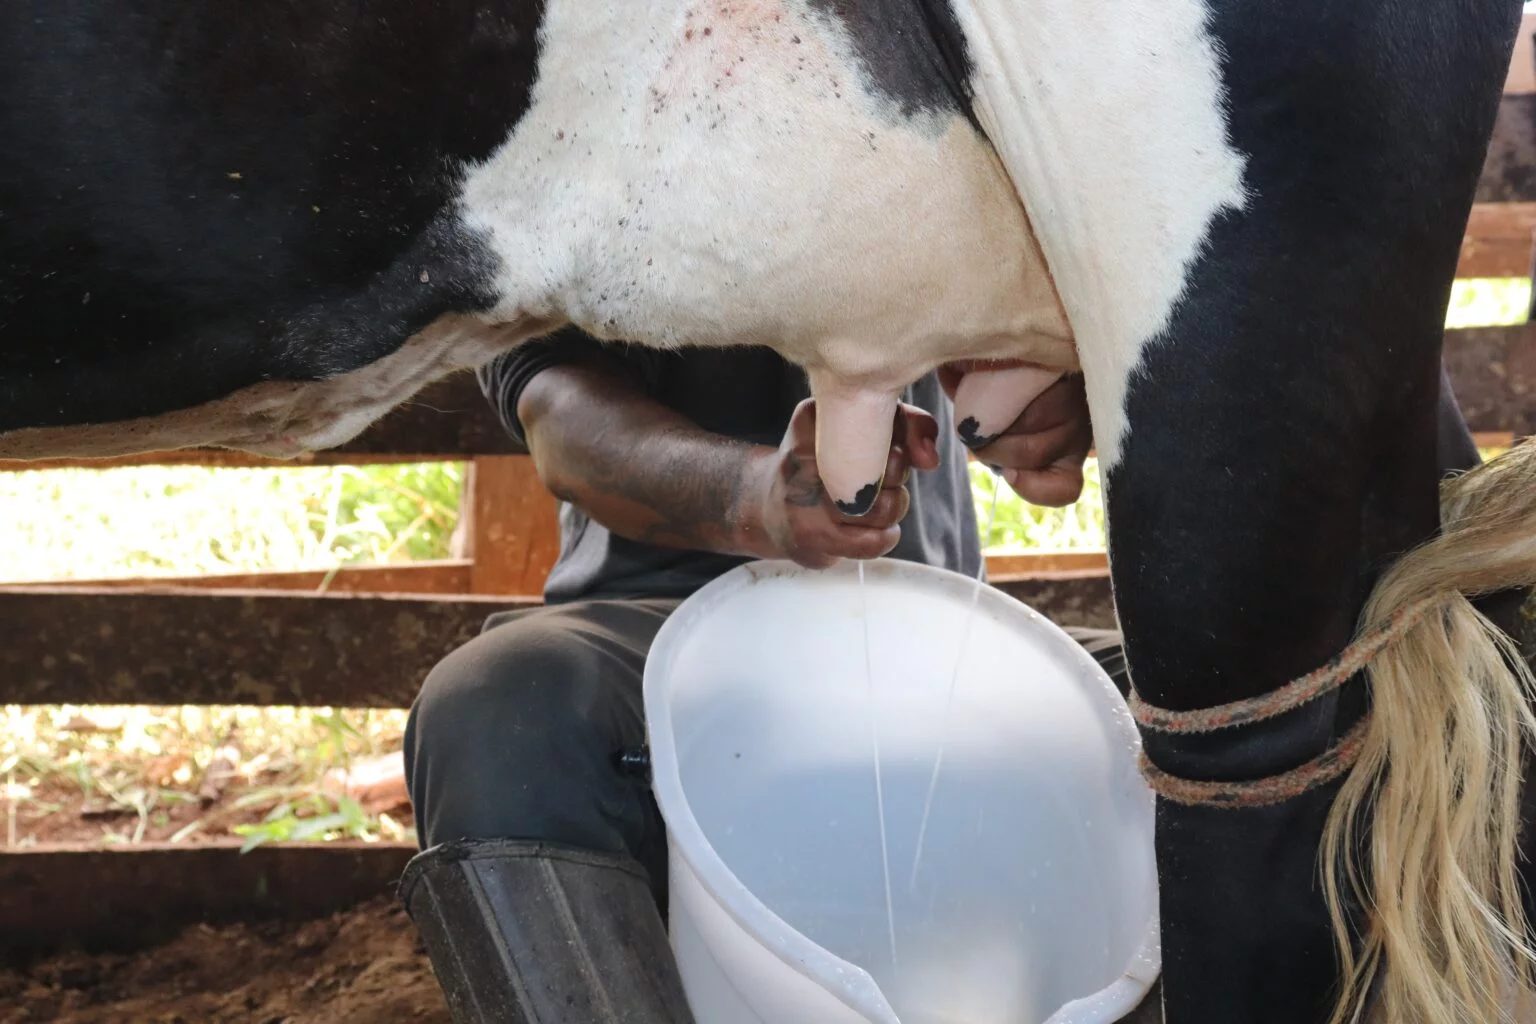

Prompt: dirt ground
xmin=1 ymin=899 xmax=1165 ymax=1024
xmin=2 ymin=732 xmax=417 ymax=854
xmin=9 ymin=775 xmax=415 ymax=849
xmin=0 ymin=897 xmax=449 ymax=1024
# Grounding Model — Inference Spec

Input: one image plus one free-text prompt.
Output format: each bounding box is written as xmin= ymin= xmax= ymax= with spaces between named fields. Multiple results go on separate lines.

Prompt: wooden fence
xmin=5 ymin=20 xmax=1536 ymax=951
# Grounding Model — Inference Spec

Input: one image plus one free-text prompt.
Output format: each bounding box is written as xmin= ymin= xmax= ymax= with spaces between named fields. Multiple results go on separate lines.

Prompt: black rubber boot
xmin=401 ymin=840 xmax=696 ymax=1024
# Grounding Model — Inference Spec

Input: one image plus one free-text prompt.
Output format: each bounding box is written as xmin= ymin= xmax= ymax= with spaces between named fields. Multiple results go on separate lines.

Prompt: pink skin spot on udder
xmin=658 ymin=1 xmax=832 ymax=106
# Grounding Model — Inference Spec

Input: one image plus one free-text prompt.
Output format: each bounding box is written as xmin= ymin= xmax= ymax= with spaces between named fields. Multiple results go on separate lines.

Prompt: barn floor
xmin=0 ymin=897 xmax=449 ymax=1024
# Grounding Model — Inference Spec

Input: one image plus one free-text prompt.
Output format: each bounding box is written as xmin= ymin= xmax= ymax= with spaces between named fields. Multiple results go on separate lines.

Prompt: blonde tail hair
xmin=1323 ymin=439 xmax=1536 ymax=1024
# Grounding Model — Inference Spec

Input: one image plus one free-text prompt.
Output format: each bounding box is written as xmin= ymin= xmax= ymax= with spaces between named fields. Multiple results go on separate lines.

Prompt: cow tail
xmin=1321 ymin=438 xmax=1536 ymax=1024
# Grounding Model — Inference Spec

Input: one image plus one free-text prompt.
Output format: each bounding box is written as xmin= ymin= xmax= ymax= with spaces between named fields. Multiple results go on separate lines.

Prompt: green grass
xmin=1446 ymin=278 xmax=1530 ymax=329
xmin=0 ymin=462 xmax=463 ymax=583
xmin=971 ymin=460 xmax=1106 ymax=553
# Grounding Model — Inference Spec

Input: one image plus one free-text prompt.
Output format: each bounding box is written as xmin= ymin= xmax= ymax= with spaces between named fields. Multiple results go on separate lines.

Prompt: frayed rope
xmin=1131 ymin=593 xmax=1446 ymax=808
xmin=1139 ymin=716 xmax=1373 ymax=808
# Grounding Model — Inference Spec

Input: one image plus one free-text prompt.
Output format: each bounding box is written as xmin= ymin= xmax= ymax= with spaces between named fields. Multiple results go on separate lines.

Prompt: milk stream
xmin=857 ymin=558 xmax=900 ymax=973
xmin=907 ymin=474 xmax=1003 ymax=891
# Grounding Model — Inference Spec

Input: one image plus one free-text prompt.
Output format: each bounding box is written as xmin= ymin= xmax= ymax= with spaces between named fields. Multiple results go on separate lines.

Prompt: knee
xmin=408 ymin=624 xmax=602 ymax=776
xmin=404 ymin=615 xmax=652 ymax=853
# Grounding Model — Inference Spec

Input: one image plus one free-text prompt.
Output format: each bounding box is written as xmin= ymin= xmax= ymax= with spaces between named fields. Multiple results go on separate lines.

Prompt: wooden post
xmin=463 ymin=456 xmax=562 ymax=596
xmin=1506 ymin=13 xmax=1536 ymax=98
xmin=1456 ymin=203 xmax=1536 ymax=278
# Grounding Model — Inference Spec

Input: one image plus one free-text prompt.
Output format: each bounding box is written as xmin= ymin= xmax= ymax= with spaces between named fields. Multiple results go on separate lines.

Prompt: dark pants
xmin=404 ymin=595 xmax=1128 ymax=901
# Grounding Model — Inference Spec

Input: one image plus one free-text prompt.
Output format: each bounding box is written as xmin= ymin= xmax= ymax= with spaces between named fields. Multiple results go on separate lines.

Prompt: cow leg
xmin=949 ymin=0 xmax=1521 ymax=1015
xmin=1105 ymin=332 xmax=1440 ymax=1021
xmin=1088 ymin=8 xmax=1520 ymax=1023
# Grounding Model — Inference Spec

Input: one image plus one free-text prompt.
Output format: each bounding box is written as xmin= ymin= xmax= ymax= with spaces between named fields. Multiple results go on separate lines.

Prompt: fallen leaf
xmin=142 ymin=753 xmax=191 ymax=787
xmin=60 ymin=715 xmax=121 ymax=734
xmin=79 ymin=802 xmax=134 ymax=821
xmin=321 ymin=752 xmax=409 ymax=815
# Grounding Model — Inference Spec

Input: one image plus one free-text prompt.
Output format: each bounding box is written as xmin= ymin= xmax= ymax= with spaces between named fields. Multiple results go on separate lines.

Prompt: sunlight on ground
xmin=1 ymin=703 xmax=414 ymax=848
xmin=1 ymin=468 xmax=453 ymax=847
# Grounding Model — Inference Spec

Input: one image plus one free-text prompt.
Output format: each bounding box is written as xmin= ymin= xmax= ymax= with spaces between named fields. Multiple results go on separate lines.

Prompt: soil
xmin=0 ymin=895 xmax=1166 ymax=1024
xmin=0 ymin=897 xmax=449 ymax=1024
xmin=0 ymin=893 xmax=1168 ymax=1024
xmin=10 ymin=762 xmax=414 ymax=848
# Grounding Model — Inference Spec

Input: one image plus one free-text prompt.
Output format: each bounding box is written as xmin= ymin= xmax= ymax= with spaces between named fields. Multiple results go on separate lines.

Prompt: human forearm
xmin=518 ymin=360 xmax=773 ymax=556
xmin=519 ymin=357 xmax=935 ymax=567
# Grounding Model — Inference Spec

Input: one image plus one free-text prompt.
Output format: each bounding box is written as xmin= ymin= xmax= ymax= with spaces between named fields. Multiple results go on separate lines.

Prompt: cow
xmin=3 ymin=2 xmax=1533 ymax=1022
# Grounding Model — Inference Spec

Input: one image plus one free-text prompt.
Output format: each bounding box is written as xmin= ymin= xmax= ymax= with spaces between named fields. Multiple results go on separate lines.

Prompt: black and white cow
xmin=3 ymin=3 xmax=1530 ymax=1022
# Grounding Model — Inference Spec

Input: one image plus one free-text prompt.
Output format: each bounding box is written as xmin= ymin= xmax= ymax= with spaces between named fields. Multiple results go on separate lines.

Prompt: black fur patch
xmin=835 ymin=480 xmax=882 ymax=517
xmin=807 ymin=0 xmax=974 ymax=122
xmin=1096 ymin=3 xmax=1519 ymax=1018
xmin=0 ymin=0 xmax=546 ymax=431
xmin=955 ymin=415 xmax=996 ymax=450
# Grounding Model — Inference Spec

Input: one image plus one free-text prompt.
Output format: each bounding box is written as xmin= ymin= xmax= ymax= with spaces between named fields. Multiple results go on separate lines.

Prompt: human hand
xmin=940 ymin=369 xmax=1092 ymax=507
xmin=737 ymin=399 xmax=939 ymax=568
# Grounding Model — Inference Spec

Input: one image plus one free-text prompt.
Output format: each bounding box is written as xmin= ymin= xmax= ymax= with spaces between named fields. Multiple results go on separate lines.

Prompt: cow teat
xmin=951 ymin=364 xmax=1064 ymax=452
xmin=808 ymin=362 xmax=1065 ymax=516
xmin=806 ymin=372 xmax=899 ymax=517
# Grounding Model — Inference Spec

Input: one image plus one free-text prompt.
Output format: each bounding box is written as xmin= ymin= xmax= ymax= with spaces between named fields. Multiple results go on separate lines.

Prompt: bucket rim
xmin=643 ymin=557 xmax=1160 ymax=1024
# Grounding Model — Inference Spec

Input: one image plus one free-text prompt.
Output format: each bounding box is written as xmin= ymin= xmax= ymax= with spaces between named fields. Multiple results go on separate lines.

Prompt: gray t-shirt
xmin=479 ymin=329 xmax=981 ymax=603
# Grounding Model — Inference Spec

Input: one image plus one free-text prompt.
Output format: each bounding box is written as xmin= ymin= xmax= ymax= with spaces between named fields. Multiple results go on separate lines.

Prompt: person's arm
xmin=516 ymin=357 xmax=938 ymax=569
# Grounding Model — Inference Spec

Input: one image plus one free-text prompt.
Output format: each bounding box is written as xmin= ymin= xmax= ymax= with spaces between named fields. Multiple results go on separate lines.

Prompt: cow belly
xmin=0 ymin=314 xmax=540 ymax=460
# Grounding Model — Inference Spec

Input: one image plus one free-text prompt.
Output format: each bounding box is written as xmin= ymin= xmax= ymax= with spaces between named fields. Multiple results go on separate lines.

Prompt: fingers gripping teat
xmin=808 ymin=375 xmax=899 ymax=518
xmin=953 ymin=365 xmax=1064 ymax=451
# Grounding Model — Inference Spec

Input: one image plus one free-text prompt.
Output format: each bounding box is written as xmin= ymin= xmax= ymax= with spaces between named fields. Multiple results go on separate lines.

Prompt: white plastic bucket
xmin=644 ymin=559 xmax=1159 ymax=1024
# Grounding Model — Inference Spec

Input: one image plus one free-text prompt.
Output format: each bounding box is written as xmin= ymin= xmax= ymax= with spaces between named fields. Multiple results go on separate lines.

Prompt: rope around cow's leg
xmin=1131 ymin=594 xmax=1443 ymax=809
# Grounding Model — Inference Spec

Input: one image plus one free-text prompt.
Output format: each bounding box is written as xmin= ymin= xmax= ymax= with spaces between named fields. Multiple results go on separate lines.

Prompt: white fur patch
xmin=952 ymin=0 xmax=1248 ymax=467
xmin=464 ymin=0 xmax=1070 ymax=375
